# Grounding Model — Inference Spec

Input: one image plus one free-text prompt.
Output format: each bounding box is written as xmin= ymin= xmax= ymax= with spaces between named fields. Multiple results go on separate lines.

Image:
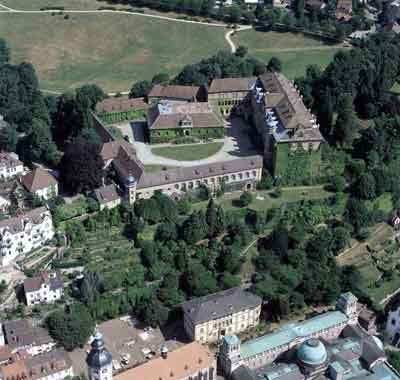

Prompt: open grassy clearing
xmin=0 ymin=13 xmax=227 ymax=92
xmin=151 ymin=142 xmax=223 ymax=161
xmin=336 ymin=222 xmax=400 ymax=304
xmin=233 ymin=29 xmax=344 ymax=78
xmin=0 ymin=0 xmax=102 ymax=10
xmin=193 ymin=186 xmax=334 ymax=212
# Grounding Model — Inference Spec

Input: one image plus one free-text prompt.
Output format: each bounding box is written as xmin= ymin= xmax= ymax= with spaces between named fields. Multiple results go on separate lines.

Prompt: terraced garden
xmin=336 ymin=222 xmax=400 ymax=305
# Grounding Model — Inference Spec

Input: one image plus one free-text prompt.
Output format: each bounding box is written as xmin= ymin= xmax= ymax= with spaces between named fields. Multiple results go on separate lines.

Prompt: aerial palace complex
xmin=93 ymin=71 xmax=325 ymax=205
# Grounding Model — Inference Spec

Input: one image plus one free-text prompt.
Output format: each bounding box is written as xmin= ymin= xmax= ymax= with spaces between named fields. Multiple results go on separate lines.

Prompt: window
xmin=392 ymin=319 xmax=396 ymax=326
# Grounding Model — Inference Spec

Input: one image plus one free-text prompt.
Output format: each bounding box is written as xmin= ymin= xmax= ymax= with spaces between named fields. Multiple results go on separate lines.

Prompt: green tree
xmin=18 ymin=118 xmax=58 ymax=165
xmin=235 ymin=45 xmax=248 ymax=58
xmin=355 ymin=173 xmax=376 ymax=200
xmin=0 ymin=39 xmax=10 ymax=65
xmin=238 ymin=191 xmax=253 ymax=207
xmin=155 ymin=222 xmax=177 ymax=242
xmin=228 ymin=4 xmax=242 ymax=23
xmin=59 ymin=142 xmax=103 ymax=194
xmin=129 ymin=80 xmax=152 ymax=98
xmin=140 ymin=297 xmax=169 ymax=327
xmin=182 ymin=211 xmax=207 ymax=244
xmin=0 ymin=124 xmax=17 ymax=152
xmin=344 ymin=197 xmax=370 ymax=233
xmin=267 ymin=57 xmax=282 ymax=72
xmin=151 ymin=73 xmax=170 ymax=84
xmin=330 ymin=175 xmax=346 ymax=192
xmin=332 ymin=96 xmax=359 ymax=147
xmin=46 ymin=304 xmax=95 ymax=351
xmin=185 ymin=261 xmax=218 ymax=296
xmin=206 ymin=198 xmax=217 ymax=237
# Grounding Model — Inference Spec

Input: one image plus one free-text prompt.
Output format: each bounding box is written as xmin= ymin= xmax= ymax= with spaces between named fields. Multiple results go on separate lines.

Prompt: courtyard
xmin=113 ymin=117 xmax=262 ymax=168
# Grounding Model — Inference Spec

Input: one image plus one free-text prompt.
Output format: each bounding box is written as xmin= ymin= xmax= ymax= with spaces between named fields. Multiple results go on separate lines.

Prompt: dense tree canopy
xmin=59 ymin=142 xmax=104 ymax=193
xmin=46 ymin=304 xmax=95 ymax=351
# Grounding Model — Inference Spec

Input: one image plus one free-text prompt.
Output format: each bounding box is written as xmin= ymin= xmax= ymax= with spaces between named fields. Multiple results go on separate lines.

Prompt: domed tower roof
xmin=86 ymin=332 xmax=112 ymax=369
xmin=297 ymin=339 xmax=327 ymax=366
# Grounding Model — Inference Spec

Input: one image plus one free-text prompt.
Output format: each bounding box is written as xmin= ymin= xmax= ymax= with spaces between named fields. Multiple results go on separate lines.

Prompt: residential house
xmin=23 ymin=272 xmax=63 ymax=306
xmin=146 ymin=102 xmax=224 ymax=143
xmin=94 ymin=184 xmax=121 ymax=210
xmin=0 ymin=153 xmax=25 ymax=181
xmin=2 ymin=319 xmax=56 ymax=356
xmin=113 ymin=342 xmax=217 ymax=380
xmin=0 ymin=349 xmax=73 ymax=380
xmin=147 ymin=84 xmax=204 ymax=104
xmin=21 ymin=168 xmax=58 ymax=200
xmin=0 ymin=207 xmax=54 ymax=266
xmin=182 ymin=287 xmax=262 ymax=344
xmin=0 ymin=194 xmax=11 ymax=213
xmin=207 ymin=77 xmax=256 ymax=117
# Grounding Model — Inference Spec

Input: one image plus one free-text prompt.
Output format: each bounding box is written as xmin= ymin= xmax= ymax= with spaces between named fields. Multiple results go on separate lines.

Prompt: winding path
xmin=225 ymin=26 xmax=252 ymax=53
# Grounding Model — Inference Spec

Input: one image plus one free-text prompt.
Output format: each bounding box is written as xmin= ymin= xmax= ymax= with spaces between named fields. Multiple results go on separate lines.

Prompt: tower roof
xmin=86 ymin=332 xmax=112 ymax=369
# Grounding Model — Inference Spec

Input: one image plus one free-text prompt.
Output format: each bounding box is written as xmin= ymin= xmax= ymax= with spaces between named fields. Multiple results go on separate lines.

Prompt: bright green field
xmin=233 ymin=30 xmax=345 ymax=79
xmin=152 ymin=142 xmax=223 ymax=161
xmin=0 ymin=13 xmax=227 ymax=92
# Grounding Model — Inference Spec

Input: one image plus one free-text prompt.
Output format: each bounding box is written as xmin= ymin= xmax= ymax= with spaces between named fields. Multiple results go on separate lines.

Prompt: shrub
xmin=238 ymin=191 xmax=253 ymax=207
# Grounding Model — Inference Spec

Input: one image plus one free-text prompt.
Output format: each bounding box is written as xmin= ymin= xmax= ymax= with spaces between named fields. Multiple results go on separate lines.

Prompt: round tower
xmin=87 ymin=332 xmax=113 ymax=380
xmin=125 ymin=174 xmax=137 ymax=205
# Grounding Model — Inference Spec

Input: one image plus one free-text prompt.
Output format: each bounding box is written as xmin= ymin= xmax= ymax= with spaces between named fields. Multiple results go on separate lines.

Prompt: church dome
xmin=86 ymin=332 xmax=112 ymax=369
xmin=297 ymin=339 xmax=327 ymax=366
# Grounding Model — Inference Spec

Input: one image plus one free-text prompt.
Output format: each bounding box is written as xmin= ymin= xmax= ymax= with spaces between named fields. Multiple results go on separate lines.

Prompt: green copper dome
xmin=297 ymin=339 xmax=327 ymax=366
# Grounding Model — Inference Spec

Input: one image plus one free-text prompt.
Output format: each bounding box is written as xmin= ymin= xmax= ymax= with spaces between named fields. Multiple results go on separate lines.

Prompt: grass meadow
xmin=0 ymin=12 xmax=227 ymax=92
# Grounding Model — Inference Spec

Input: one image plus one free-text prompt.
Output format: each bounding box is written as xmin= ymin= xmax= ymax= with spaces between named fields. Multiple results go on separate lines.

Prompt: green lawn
xmin=233 ymin=30 xmax=345 ymax=79
xmin=0 ymin=0 xmax=102 ymax=9
xmin=193 ymin=186 xmax=334 ymax=212
xmin=0 ymin=13 xmax=227 ymax=92
xmin=151 ymin=142 xmax=223 ymax=161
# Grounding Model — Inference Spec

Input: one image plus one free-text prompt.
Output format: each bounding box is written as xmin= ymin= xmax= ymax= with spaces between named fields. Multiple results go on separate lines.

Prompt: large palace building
xmin=247 ymin=72 xmax=324 ymax=181
xmin=92 ymin=71 xmax=325 ymax=204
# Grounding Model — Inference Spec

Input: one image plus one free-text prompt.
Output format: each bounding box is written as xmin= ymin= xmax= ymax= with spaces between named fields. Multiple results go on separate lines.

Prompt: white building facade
xmin=0 ymin=153 xmax=25 ymax=181
xmin=0 ymin=207 xmax=54 ymax=266
xmin=24 ymin=272 xmax=63 ymax=306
